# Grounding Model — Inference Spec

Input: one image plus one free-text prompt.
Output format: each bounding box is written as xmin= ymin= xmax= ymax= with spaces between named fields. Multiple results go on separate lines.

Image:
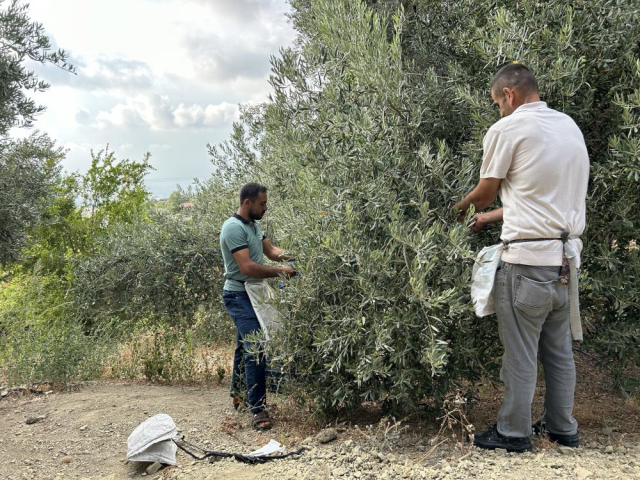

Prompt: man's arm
xmin=454 ymin=178 xmax=502 ymax=220
xmin=232 ymin=248 xmax=295 ymax=278
xmin=469 ymin=207 xmax=503 ymax=233
xmin=262 ymin=238 xmax=295 ymax=262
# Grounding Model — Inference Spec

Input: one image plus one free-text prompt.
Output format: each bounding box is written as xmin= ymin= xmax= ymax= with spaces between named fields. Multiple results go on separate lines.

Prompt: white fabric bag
xmin=564 ymin=238 xmax=583 ymax=341
xmin=245 ymin=281 xmax=283 ymax=341
xmin=127 ymin=413 xmax=179 ymax=465
xmin=471 ymin=243 xmax=503 ymax=317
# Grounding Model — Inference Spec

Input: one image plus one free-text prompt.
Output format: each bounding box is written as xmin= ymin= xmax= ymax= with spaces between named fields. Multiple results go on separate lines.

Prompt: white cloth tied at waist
xmin=471 ymin=238 xmax=582 ymax=341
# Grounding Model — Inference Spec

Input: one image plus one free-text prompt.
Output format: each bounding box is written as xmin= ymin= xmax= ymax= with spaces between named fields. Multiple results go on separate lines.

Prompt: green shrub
xmin=201 ymin=0 xmax=639 ymax=414
xmin=69 ymin=209 xmax=232 ymax=336
xmin=0 ymin=273 xmax=111 ymax=386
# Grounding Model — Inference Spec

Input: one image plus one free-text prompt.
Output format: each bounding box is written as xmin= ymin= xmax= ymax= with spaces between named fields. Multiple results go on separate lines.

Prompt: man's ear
xmin=503 ymin=87 xmax=517 ymax=107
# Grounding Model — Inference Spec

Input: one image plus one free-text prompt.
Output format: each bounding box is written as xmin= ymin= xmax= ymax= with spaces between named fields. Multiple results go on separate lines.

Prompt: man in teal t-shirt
xmin=219 ymin=182 xmax=295 ymax=430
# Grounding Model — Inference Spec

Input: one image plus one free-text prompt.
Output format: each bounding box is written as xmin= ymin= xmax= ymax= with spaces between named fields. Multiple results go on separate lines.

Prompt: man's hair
xmin=239 ymin=182 xmax=267 ymax=205
xmin=491 ymin=63 xmax=539 ymax=97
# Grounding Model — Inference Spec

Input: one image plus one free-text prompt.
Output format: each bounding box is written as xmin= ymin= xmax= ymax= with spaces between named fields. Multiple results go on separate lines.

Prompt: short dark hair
xmin=239 ymin=182 xmax=267 ymax=204
xmin=491 ymin=63 xmax=539 ymax=97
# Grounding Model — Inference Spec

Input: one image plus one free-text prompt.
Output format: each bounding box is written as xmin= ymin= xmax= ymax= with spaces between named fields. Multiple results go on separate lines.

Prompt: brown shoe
xmin=252 ymin=411 xmax=273 ymax=431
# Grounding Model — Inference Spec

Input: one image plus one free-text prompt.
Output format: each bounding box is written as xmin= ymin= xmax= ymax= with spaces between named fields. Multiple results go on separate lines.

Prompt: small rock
xmin=558 ymin=446 xmax=576 ymax=455
xmin=1 ymin=389 xmax=9 ymax=397
xmin=25 ymin=416 xmax=46 ymax=425
xmin=332 ymin=467 xmax=346 ymax=476
xmin=574 ymin=466 xmax=593 ymax=479
xmin=316 ymin=428 xmax=338 ymax=444
xmin=145 ymin=462 xmax=162 ymax=475
xmin=61 ymin=456 xmax=72 ymax=464
xmin=80 ymin=425 xmax=88 ymax=431
xmin=616 ymin=446 xmax=626 ymax=454
xmin=605 ymin=445 xmax=614 ymax=454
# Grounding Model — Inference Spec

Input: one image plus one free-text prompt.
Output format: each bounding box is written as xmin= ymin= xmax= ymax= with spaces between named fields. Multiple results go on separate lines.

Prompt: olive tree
xmin=204 ymin=0 xmax=639 ymax=414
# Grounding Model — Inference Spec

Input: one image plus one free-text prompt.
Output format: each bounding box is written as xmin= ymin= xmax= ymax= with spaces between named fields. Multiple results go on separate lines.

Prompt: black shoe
xmin=473 ymin=425 xmax=532 ymax=453
xmin=548 ymin=430 xmax=580 ymax=447
xmin=531 ymin=421 xmax=579 ymax=447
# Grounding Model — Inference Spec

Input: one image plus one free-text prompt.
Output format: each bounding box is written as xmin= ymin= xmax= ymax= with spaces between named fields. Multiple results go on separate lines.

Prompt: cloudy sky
xmin=23 ymin=0 xmax=296 ymax=198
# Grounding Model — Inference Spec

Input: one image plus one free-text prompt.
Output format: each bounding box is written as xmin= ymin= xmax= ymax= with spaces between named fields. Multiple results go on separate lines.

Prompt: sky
xmin=21 ymin=0 xmax=296 ymax=198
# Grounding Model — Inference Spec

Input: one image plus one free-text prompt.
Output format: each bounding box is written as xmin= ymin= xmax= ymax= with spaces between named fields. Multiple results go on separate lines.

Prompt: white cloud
xmin=21 ymin=0 xmax=294 ymax=197
xmin=204 ymin=103 xmax=239 ymax=127
xmin=173 ymin=103 xmax=204 ymax=127
xmin=93 ymin=96 xmax=238 ymax=131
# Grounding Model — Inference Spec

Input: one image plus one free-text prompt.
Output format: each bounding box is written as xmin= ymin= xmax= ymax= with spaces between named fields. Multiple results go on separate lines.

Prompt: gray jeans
xmin=495 ymin=262 xmax=578 ymax=438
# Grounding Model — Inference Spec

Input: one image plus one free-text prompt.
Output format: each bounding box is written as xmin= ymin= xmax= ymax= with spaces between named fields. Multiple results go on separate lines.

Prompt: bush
xmin=0 ymin=273 xmax=111 ymax=386
xmin=69 ymin=207 xmax=232 ymax=338
xmin=201 ymin=0 xmax=639 ymax=414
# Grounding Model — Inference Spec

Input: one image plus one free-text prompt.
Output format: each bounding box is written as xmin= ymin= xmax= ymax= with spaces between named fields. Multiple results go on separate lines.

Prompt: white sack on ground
xmin=127 ymin=413 xmax=179 ymax=465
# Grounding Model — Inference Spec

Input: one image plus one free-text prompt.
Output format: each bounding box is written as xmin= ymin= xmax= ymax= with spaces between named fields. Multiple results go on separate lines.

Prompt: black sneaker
xmin=548 ymin=430 xmax=580 ymax=447
xmin=473 ymin=425 xmax=532 ymax=453
xmin=531 ymin=421 xmax=579 ymax=447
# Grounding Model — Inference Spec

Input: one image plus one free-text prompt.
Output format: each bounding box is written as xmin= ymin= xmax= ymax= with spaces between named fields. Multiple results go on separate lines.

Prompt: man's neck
xmin=235 ymin=209 xmax=252 ymax=223
xmin=521 ymin=93 xmax=541 ymax=105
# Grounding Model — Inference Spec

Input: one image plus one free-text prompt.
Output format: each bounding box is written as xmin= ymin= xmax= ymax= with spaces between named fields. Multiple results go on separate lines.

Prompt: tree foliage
xmin=0 ymin=0 xmax=74 ymax=140
xmin=0 ymin=135 xmax=62 ymax=266
xmin=200 ymin=0 xmax=639 ymax=413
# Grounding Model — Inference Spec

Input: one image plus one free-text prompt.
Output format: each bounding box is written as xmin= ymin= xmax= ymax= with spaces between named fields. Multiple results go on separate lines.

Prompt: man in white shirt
xmin=455 ymin=63 xmax=589 ymax=452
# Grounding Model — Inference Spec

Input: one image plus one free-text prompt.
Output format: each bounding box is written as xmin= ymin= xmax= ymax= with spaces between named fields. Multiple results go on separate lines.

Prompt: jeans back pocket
xmin=513 ymin=274 xmax=555 ymax=316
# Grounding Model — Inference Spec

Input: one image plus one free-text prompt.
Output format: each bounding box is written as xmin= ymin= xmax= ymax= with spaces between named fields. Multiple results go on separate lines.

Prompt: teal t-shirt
xmin=220 ymin=214 xmax=266 ymax=291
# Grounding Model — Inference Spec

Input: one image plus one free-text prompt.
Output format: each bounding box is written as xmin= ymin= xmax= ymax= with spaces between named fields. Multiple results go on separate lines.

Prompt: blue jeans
xmin=222 ymin=290 xmax=267 ymax=414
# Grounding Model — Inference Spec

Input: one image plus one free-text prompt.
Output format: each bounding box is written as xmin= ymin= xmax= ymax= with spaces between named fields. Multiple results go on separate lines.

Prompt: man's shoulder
xmin=221 ymin=217 xmax=245 ymax=234
xmin=487 ymin=115 xmax=515 ymax=135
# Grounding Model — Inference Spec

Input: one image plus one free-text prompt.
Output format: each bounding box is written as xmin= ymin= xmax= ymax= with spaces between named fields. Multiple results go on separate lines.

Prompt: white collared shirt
xmin=480 ymin=101 xmax=589 ymax=266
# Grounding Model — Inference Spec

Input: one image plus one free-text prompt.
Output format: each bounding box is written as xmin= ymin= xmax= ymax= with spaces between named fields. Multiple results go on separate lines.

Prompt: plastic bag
xmin=245 ymin=281 xmax=283 ymax=340
xmin=471 ymin=243 xmax=503 ymax=317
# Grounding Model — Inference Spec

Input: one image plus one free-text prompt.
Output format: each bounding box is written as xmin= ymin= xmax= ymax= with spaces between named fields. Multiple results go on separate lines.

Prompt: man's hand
xmin=467 ymin=208 xmax=504 ymax=233
xmin=453 ymin=201 xmax=468 ymax=222
xmin=455 ymin=178 xmax=502 ymax=222
xmin=468 ymin=213 xmax=488 ymax=233
xmin=280 ymin=265 xmax=297 ymax=278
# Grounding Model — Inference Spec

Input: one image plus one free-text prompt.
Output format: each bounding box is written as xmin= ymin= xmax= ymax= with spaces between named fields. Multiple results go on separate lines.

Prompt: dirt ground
xmin=0 ymin=359 xmax=638 ymax=480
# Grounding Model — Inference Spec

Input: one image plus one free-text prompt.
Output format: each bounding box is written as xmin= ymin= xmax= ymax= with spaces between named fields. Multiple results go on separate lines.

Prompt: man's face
xmin=491 ymin=88 xmax=516 ymax=118
xmin=248 ymin=191 xmax=268 ymax=221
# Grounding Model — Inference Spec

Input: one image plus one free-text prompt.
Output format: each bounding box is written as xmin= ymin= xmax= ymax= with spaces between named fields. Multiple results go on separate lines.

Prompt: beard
xmin=249 ymin=210 xmax=264 ymax=221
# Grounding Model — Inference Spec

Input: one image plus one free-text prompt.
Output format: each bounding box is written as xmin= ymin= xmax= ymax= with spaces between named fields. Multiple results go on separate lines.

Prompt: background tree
xmin=0 ymin=134 xmax=62 ymax=266
xmin=0 ymin=0 xmax=74 ymax=266
xmin=0 ymin=0 xmax=74 ymax=140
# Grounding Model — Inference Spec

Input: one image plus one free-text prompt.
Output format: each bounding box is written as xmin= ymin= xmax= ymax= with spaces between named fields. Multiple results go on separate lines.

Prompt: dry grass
xmin=103 ymin=334 xmax=235 ymax=385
